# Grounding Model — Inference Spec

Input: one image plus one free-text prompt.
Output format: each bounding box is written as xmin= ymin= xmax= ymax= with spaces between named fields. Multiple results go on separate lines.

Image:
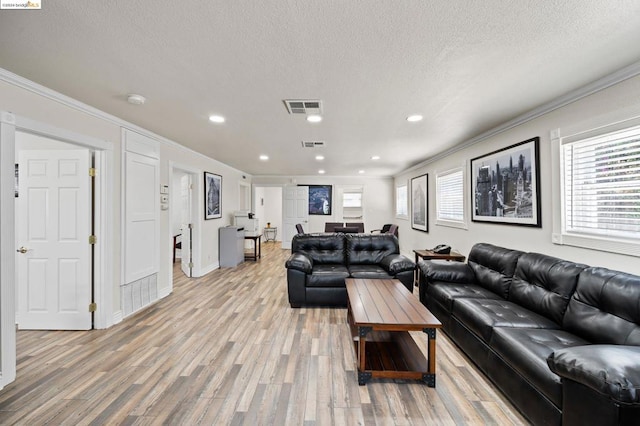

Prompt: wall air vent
xmin=301 ymin=141 xmax=326 ymax=148
xmin=284 ymin=99 xmax=323 ymax=115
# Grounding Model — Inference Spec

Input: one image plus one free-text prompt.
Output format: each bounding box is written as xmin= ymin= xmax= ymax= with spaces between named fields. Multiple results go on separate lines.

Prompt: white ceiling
xmin=1 ymin=1 xmax=640 ymax=177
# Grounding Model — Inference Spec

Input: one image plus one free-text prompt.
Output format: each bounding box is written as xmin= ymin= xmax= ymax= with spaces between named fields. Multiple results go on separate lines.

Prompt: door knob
xmin=16 ymin=247 xmax=28 ymax=254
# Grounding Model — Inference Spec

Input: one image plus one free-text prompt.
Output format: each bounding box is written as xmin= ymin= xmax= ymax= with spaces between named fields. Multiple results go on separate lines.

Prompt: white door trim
xmin=13 ymin=114 xmax=113 ymax=328
xmin=0 ymin=112 xmax=17 ymax=389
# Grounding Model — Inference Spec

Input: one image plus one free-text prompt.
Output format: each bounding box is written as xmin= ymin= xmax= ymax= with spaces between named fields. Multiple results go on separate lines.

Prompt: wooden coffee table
xmin=346 ymin=278 xmax=442 ymax=386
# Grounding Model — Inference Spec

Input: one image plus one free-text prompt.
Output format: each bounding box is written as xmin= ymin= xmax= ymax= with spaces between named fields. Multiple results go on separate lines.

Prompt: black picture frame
xmin=470 ymin=137 xmax=541 ymax=227
xmin=204 ymin=171 xmax=222 ymax=220
xmin=411 ymin=174 xmax=428 ymax=232
xmin=307 ymin=185 xmax=332 ymax=215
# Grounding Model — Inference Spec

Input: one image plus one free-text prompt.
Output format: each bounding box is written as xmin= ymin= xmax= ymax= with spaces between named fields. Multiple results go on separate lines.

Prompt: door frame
xmin=168 ymin=162 xmax=201 ymax=284
xmin=0 ymin=111 xmax=114 ymax=388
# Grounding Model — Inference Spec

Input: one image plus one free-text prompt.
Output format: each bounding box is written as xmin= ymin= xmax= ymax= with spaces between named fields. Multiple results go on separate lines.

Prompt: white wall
xmin=395 ymin=74 xmax=640 ymax=275
xmin=251 ymin=176 xmax=394 ymax=234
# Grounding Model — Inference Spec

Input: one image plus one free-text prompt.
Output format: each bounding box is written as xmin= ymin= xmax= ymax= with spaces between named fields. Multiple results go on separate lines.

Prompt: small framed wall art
xmin=411 ymin=174 xmax=428 ymax=232
xmin=204 ymin=171 xmax=222 ymax=220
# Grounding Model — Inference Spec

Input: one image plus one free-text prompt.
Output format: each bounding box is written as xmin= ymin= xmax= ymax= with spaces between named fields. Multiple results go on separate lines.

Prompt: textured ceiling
xmin=1 ymin=1 xmax=640 ymax=177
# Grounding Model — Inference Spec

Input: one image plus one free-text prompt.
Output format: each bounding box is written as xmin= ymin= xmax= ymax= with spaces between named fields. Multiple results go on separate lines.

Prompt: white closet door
xmin=124 ymin=151 xmax=159 ymax=283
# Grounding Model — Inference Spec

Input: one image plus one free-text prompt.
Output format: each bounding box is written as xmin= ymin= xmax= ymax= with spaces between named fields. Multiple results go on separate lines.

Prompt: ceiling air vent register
xmin=301 ymin=141 xmax=326 ymax=148
xmin=284 ymin=100 xmax=323 ymax=115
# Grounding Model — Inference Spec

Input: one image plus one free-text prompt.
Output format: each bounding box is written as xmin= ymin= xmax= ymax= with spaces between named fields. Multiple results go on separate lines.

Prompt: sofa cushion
xmin=563 ymin=267 xmax=640 ymax=345
xmin=452 ymin=298 xmax=559 ymax=342
xmin=426 ymin=282 xmax=501 ymax=313
xmin=467 ymin=243 xmax=524 ymax=299
xmin=348 ymin=264 xmax=390 ymax=279
xmin=490 ymin=328 xmax=589 ymax=407
xmin=548 ymin=345 xmax=640 ymax=404
xmin=419 ymin=259 xmax=476 ymax=284
xmin=508 ymin=253 xmax=587 ymax=325
xmin=379 ymin=254 xmax=415 ymax=275
xmin=346 ymin=234 xmax=398 ymax=265
xmin=307 ymin=265 xmax=350 ymax=287
xmin=292 ymin=233 xmax=345 ymax=264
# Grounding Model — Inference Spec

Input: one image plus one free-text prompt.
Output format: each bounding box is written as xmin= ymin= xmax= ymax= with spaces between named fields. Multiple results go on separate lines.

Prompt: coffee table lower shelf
xmin=350 ymin=328 xmax=436 ymax=386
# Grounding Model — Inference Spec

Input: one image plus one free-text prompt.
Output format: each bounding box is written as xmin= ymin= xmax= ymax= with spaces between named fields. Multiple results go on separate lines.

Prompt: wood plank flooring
xmin=0 ymin=242 xmax=528 ymax=425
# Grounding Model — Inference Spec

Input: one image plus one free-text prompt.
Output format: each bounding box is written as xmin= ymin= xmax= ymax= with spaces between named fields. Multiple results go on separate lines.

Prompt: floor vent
xmin=284 ymin=99 xmax=323 ymax=115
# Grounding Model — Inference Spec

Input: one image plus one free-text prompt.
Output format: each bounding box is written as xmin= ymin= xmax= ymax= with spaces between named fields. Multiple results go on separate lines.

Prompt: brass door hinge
xmin=89 ymin=235 xmax=97 ymax=244
xmin=89 ymin=167 xmax=97 ymax=177
xmin=89 ymin=302 xmax=97 ymax=312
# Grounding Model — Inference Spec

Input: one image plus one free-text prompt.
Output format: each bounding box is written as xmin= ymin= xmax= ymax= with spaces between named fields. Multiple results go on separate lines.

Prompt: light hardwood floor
xmin=0 ymin=242 xmax=528 ymax=425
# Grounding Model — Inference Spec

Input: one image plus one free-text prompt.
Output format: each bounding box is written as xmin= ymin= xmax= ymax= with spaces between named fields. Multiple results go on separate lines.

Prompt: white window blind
xmin=343 ymin=192 xmax=362 ymax=208
xmin=436 ymin=168 xmax=464 ymax=222
xmin=562 ymin=126 xmax=640 ymax=240
xmin=396 ymin=184 xmax=408 ymax=217
xmin=342 ymin=187 xmax=363 ymax=219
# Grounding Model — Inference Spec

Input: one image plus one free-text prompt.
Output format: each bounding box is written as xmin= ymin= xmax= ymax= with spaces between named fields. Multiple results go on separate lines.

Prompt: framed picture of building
xmin=411 ymin=174 xmax=428 ymax=232
xmin=204 ymin=171 xmax=222 ymax=220
xmin=470 ymin=137 xmax=541 ymax=227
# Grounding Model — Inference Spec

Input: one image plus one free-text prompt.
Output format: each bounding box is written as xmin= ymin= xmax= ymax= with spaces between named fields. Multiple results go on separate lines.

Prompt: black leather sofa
xmin=285 ymin=233 xmax=415 ymax=307
xmin=418 ymin=243 xmax=640 ymax=426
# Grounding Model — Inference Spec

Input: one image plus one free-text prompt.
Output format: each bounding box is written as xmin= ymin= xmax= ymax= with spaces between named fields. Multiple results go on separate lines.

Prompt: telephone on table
xmin=432 ymin=244 xmax=451 ymax=255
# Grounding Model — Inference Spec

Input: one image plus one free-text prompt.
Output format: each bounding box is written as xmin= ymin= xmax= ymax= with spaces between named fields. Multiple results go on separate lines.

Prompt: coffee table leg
xmin=358 ymin=326 xmax=372 ymax=385
xmin=423 ymin=328 xmax=437 ymax=387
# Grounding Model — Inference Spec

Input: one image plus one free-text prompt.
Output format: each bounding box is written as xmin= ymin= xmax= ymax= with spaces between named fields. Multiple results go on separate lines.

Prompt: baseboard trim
xmin=198 ymin=262 xmax=219 ymax=277
xmin=112 ymin=310 xmax=123 ymax=325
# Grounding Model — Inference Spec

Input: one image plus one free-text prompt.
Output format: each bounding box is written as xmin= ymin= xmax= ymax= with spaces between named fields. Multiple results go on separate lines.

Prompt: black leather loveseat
xmin=285 ymin=233 xmax=415 ymax=307
xmin=418 ymin=243 xmax=640 ymax=426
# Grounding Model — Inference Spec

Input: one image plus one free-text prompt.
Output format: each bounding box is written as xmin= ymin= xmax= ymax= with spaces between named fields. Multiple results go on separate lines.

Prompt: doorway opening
xmin=169 ymin=163 xmax=200 ymax=286
xmin=254 ymin=185 xmax=283 ymax=243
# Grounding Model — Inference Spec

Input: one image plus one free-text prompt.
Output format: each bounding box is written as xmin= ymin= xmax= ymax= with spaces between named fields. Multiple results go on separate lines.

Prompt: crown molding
xmin=0 ymin=67 xmax=249 ymax=175
xmin=396 ymin=60 xmax=640 ymax=178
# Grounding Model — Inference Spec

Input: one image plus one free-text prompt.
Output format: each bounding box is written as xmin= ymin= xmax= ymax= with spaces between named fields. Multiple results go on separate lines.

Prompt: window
xmin=396 ymin=184 xmax=408 ymax=218
xmin=553 ymin=117 xmax=640 ymax=256
xmin=562 ymin=127 xmax=640 ymax=237
xmin=435 ymin=167 xmax=466 ymax=228
xmin=343 ymin=192 xmax=362 ymax=208
xmin=341 ymin=186 xmax=363 ymax=220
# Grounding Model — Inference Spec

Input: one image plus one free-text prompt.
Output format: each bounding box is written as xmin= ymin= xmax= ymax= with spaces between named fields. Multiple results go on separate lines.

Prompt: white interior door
xmin=282 ymin=185 xmax=308 ymax=249
xmin=17 ymin=149 xmax=92 ymax=330
xmin=180 ymin=174 xmax=192 ymax=277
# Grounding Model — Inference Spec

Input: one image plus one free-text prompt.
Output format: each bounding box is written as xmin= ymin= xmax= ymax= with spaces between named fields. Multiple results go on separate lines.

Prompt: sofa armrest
xmin=418 ymin=259 xmax=475 ymax=284
xmin=379 ymin=254 xmax=415 ymax=275
xmin=285 ymin=253 xmax=313 ymax=274
xmin=547 ymin=345 xmax=640 ymax=405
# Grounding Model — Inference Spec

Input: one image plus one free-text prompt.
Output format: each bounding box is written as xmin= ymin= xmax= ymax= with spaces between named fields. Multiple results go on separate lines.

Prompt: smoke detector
xmin=127 ymin=94 xmax=146 ymax=105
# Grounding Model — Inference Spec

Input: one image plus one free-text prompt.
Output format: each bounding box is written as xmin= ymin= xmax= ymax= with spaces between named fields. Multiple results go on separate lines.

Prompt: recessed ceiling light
xmin=407 ymin=114 xmax=423 ymax=122
xmin=259 ymin=155 xmax=269 ymax=161
xmin=209 ymin=115 xmax=225 ymax=123
xmin=127 ymin=94 xmax=146 ymax=105
xmin=315 ymin=155 xmax=325 ymax=161
xmin=307 ymin=115 xmax=322 ymax=123
xmin=358 ymin=170 xmax=365 ymax=174
xmin=371 ymin=155 xmax=380 ymax=160
xmin=318 ymin=169 xmax=326 ymax=174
